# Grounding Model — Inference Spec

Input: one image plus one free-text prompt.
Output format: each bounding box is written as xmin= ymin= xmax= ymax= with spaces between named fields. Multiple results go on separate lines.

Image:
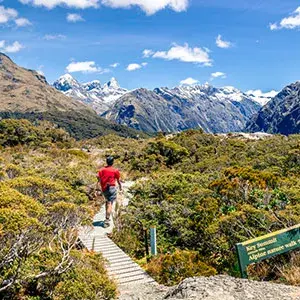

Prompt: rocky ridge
xmin=246 ymin=81 xmax=300 ymax=134
xmin=119 ymin=275 xmax=300 ymax=300
xmin=104 ymin=84 xmax=261 ymax=133
xmin=53 ymin=74 xmax=128 ymax=114
xmin=0 ymin=53 xmax=143 ymax=139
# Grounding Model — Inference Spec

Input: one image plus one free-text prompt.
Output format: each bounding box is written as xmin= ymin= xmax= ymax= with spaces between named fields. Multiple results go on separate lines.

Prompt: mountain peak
xmin=105 ymin=77 xmax=119 ymax=89
xmin=83 ymin=80 xmax=101 ymax=91
xmin=53 ymin=74 xmax=80 ymax=92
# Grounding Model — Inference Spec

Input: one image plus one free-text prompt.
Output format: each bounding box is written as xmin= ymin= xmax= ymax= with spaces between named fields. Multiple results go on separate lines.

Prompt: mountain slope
xmin=246 ymin=81 xmax=300 ymax=134
xmin=104 ymin=85 xmax=261 ymax=133
xmin=0 ymin=53 xmax=143 ymax=139
xmin=53 ymin=74 xmax=128 ymax=114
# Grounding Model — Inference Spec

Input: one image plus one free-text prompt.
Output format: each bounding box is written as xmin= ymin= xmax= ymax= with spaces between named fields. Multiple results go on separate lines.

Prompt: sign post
xmin=236 ymin=224 xmax=300 ymax=278
xmin=150 ymin=226 xmax=157 ymax=256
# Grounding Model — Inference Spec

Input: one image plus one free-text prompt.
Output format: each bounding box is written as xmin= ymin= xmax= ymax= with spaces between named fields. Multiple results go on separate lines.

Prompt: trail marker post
xmin=150 ymin=226 xmax=157 ymax=256
xmin=236 ymin=224 xmax=300 ymax=278
xmin=144 ymin=228 xmax=150 ymax=260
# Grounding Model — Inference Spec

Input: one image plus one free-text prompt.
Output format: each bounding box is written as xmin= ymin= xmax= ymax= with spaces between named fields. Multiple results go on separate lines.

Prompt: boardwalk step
xmin=106 ymin=257 xmax=133 ymax=264
xmin=107 ymin=263 xmax=140 ymax=271
xmin=79 ymin=186 xmax=156 ymax=287
xmin=106 ymin=260 xmax=138 ymax=267
xmin=119 ymin=275 xmax=154 ymax=285
xmin=108 ymin=267 xmax=144 ymax=276
xmin=114 ymin=270 xmax=148 ymax=280
xmin=119 ymin=278 xmax=156 ymax=286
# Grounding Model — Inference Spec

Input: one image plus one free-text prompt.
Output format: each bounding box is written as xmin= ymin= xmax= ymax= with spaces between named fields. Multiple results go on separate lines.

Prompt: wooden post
xmin=92 ymin=237 xmax=95 ymax=251
xmin=150 ymin=226 xmax=157 ymax=256
xmin=144 ymin=228 xmax=149 ymax=258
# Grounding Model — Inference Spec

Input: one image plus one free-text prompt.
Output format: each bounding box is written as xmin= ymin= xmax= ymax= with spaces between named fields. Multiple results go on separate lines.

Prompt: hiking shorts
xmin=103 ymin=186 xmax=117 ymax=203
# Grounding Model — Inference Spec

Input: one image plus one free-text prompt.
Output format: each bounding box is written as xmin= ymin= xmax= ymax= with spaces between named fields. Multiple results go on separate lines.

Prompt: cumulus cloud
xmin=0 ymin=6 xmax=18 ymax=24
xmin=66 ymin=61 xmax=109 ymax=73
xmin=269 ymin=7 xmax=300 ymax=30
xmin=143 ymin=49 xmax=154 ymax=57
xmin=146 ymin=43 xmax=212 ymax=66
xmin=216 ymin=34 xmax=232 ymax=49
xmin=269 ymin=23 xmax=278 ymax=30
xmin=110 ymin=62 xmax=120 ymax=68
xmin=0 ymin=40 xmax=24 ymax=53
xmin=211 ymin=71 xmax=226 ymax=79
xmin=15 ymin=17 xmax=32 ymax=27
xmin=180 ymin=77 xmax=199 ymax=85
xmin=19 ymin=0 xmax=99 ymax=9
xmin=126 ymin=62 xmax=147 ymax=71
xmin=43 ymin=34 xmax=66 ymax=40
xmin=0 ymin=5 xmax=32 ymax=28
xmin=67 ymin=13 xmax=84 ymax=22
xmin=101 ymin=0 xmax=188 ymax=15
xmin=19 ymin=0 xmax=189 ymax=14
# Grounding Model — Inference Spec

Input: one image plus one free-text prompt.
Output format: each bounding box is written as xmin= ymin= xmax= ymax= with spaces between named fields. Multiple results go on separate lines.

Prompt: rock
xmin=118 ymin=275 xmax=300 ymax=300
xmin=164 ymin=276 xmax=300 ymax=300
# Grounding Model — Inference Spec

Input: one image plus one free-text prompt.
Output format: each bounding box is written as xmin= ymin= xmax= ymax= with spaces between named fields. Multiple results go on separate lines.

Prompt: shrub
xmin=146 ymin=250 xmax=216 ymax=285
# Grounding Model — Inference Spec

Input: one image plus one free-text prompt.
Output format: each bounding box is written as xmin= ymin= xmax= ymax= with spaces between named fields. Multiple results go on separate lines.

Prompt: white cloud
xmin=143 ymin=49 xmax=154 ymax=57
xmin=0 ymin=6 xmax=18 ymax=24
xmin=269 ymin=23 xmax=278 ymax=30
xmin=67 ymin=13 xmax=84 ymax=22
xmin=141 ymin=62 xmax=148 ymax=66
xmin=43 ymin=34 xmax=66 ymax=40
xmin=149 ymin=43 xmax=212 ymax=66
xmin=269 ymin=7 xmax=300 ymax=30
xmin=216 ymin=34 xmax=232 ymax=49
xmin=211 ymin=71 xmax=226 ymax=79
xmin=110 ymin=62 xmax=120 ymax=68
xmin=126 ymin=63 xmax=142 ymax=71
xmin=66 ymin=61 xmax=109 ymax=73
xmin=0 ymin=40 xmax=24 ymax=53
xmin=15 ymin=17 xmax=32 ymax=27
xmin=0 ymin=5 xmax=32 ymax=28
xmin=19 ymin=0 xmax=189 ymax=14
xmin=19 ymin=0 xmax=99 ymax=9
xmin=180 ymin=77 xmax=199 ymax=85
xmin=101 ymin=0 xmax=188 ymax=15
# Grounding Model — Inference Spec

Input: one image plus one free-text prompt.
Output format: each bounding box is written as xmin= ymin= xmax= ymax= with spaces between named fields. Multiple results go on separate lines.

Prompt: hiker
xmin=97 ymin=156 xmax=122 ymax=228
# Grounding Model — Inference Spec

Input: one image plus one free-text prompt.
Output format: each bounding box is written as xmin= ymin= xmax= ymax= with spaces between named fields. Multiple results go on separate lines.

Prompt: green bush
xmin=146 ymin=250 xmax=216 ymax=285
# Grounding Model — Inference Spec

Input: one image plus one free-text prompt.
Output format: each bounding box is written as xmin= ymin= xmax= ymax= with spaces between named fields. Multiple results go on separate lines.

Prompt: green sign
xmin=236 ymin=224 xmax=300 ymax=278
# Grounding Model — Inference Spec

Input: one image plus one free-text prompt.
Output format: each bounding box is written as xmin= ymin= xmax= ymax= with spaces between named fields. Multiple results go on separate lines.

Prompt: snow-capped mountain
xmin=246 ymin=90 xmax=278 ymax=106
xmin=246 ymin=82 xmax=300 ymax=134
xmin=53 ymin=74 xmax=128 ymax=114
xmin=104 ymin=84 xmax=262 ymax=133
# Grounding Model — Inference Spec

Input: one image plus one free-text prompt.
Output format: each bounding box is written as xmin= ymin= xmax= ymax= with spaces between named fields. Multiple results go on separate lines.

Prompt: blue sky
xmin=1 ymin=0 xmax=300 ymax=93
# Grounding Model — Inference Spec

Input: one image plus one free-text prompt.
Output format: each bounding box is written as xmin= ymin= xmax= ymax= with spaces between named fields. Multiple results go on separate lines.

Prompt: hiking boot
xmin=103 ymin=219 xmax=110 ymax=228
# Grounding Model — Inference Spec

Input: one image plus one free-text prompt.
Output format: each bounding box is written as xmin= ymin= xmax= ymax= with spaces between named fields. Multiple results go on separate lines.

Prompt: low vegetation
xmin=105 ymin=130 xmax=300 ymax=285
xmin=1 ymin=119 xmax=299 ymax=297
xmin=0 ymin=119 xmax=117 ymax=299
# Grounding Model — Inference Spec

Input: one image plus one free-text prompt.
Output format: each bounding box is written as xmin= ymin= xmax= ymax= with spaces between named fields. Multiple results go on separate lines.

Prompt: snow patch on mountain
xmin=53 ymin=74 xmax=128 ymax=114
xmin=246 ymin=89 xmax=278 ymax=106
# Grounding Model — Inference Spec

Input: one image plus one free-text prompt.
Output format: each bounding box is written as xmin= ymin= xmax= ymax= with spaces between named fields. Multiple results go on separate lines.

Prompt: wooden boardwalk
xmin=79 ymin=182 xmax=155 ymax=286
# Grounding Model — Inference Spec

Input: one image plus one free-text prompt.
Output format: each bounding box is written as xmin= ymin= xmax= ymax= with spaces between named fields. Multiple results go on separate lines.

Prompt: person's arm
xmin=116 ymin=170 xmax=122 ymax=191
xmin=95 ymin=172 xmax=102 ymax=195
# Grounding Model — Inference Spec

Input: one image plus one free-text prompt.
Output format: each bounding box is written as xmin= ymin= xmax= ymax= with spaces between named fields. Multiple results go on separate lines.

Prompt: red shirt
xmin=98 ymin=166 xmax=120 ymax=192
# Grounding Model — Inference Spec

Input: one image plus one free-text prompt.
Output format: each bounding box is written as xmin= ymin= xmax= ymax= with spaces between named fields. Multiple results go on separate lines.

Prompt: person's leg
xmin=106 ymin=201 xmax=113 ymax=220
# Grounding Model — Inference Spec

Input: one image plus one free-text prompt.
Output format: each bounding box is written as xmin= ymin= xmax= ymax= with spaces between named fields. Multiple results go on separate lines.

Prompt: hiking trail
xmin=79 ymin=181 xmax=159 ymax=296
